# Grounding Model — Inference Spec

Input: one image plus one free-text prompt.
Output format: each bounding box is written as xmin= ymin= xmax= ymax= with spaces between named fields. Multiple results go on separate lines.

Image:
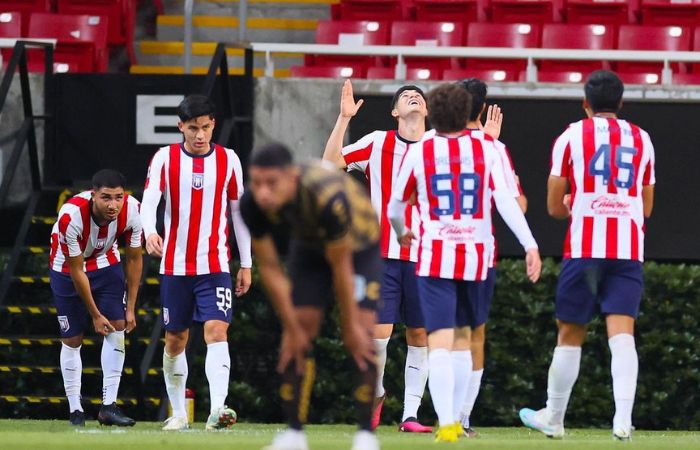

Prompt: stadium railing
xmin=250 ymin=42 xmax=700 ymax=85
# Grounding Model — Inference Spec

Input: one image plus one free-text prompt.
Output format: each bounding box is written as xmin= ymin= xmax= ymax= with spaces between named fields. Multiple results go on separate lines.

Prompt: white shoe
xmin=351 ymin=430 xmax=380 ymax=450
xmin=206 ymin=406 xmax=237 ymax=430
xmin=262 ymin=429 xmax=309 ymax=450
xmin=519 ymin=408 xmax=565 ymax=439
xmin=613 ymin=424 xmax=632 ymax=441
xmin=162 ymin=415 xmax=189 ymax=431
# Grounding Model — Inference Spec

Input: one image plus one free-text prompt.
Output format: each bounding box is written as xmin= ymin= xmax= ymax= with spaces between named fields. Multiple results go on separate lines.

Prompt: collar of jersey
xmin=180 ymin=142 xmax=215 ymax=158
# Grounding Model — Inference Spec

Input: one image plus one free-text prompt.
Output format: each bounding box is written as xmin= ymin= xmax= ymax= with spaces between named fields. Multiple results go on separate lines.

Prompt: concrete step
xmin=164 ymin=0 xmax=333 ymax=20
xmin=156 ymin=15 xmax=317 ymax=42
xmin=136 ymin=40 xmax=302 ymax=69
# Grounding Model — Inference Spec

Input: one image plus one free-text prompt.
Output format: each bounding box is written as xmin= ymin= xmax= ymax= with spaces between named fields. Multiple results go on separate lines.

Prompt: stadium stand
xmin=540 ymin=23 xmax=614 ymax=73
xmin=640 ymin=0 xmax=700 ymax=26
xmin=490 ymin=0 xmax=562 ymax=23
xmin=0 ymin=11 xmax=23 ymax=65
xmin=565 ymin=0 xmax=631 ymax=25
xmin=413 ymin=0 xmax=485 ymax=23
xmin=306 ymin=19 xmax=389 ymax=70
xmin=443 ymin=68 xmax=520 ymax=82
xmin=367 ymin=65 xmax=442 ymax=80
xmin=389 ymin=20 xmax=464 ymax=71
xmin=462 ymin=22 xmax=541 ymax=73
xmin=0 ymin=0 xmax=51 ymax=35
xmin=338 ymin=0 xmax=408 ymax=20
xmin=291 ymin=64 xmax=365 ymax=78
xmin=616 ymin=24 xmax=690 ymax=76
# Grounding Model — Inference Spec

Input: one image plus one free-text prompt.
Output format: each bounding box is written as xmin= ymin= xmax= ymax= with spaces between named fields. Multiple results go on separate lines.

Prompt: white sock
xmin=60 ymin=343 xmax=83 ymax=412
xmin=101 ymin=330 xmax=125 ymax=405
xmin=205 ymin=341 xmax=231 ymax=413
xmin=428 ymin=348 xmax=454 ymax=426
xmin=460 ymin=368 xmax=483 ymax=428
xmin=402 ymin=345 xmax=428 ymax=421
xmin=545 ymin=346 xmax=582 ymax=425
xmin=374 ymin=337 xmax=389 ymax=398
xmin=609 ymin=334 xmax=637 ymax=429
xmin=451 ymin=351 xmax=472 ymax=420
xmin=163 ymin=350 xmax=188 ymax=418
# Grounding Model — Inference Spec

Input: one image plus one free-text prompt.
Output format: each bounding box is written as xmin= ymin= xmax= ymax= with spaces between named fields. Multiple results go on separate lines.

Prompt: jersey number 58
xmin=430 ymin=173 xmax=481 ymax=216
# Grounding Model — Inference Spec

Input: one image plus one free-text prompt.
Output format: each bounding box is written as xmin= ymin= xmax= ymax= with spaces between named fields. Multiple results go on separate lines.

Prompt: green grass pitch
xmin=0 ymin=420 xmax=698 ymax=449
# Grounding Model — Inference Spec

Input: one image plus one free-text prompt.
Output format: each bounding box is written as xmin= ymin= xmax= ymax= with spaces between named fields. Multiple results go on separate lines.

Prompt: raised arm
xmin=322 ymin=79 xmax=364 ymax=169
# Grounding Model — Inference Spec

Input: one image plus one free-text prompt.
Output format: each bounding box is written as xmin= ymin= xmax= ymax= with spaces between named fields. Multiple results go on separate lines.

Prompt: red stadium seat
xmin=640 ymin=0 xmax=700 ymax=26
xmin=540 ymin=23 xmax=614 ymax=73
xmin=390 ymin=21 xmax=465 ymax=71
xmin=309 ymin=20 xmax=390 ymax=69
xmin=443 ymin=68 xmax=520 ymax=82
xmin=566 ymin=0 xmax=631 ymax=25
xmin=0 ymin=0 xmax=51 ymax=35
xmin=339 ymin=0 xmax=409 ymax=20
xmin=413 ymin=0 xmax=485 ymax=23
xmin=57 ymin=0 xmax=135 ymax=46
xmin=367 ymin=66 xmax=442 ymax=80
xmin=0 ymin=11 xmax=23 ymax=66
xmin=617 ymin=25 xmax=690 ymax=74
xmin=617 ymin=71 xmax=662 ymax=84
xmin=490 ymin=0 xmax=562 ymax=23
xmin=461 ymin=22 xmax=541 ymax=73
xmin=28 ymin=13 xmax=109 ymax=72
xmin=290 ymin=65 xmax=367 ymax=79
xmin=534 ymin=70 xmax=590 ymax=83
xmin=670 ymin=72 xmax=700 ymax=85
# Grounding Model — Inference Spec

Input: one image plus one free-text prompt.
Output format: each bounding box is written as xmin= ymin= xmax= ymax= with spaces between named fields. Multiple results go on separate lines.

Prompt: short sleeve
xmin=126 ymin=199 xmax=144 ymax=248
xmin=550 ymin=128 xmax=572 ymax=178
xmin=239 ymin=191 xmax=272 ymax=238
xmin=342 ymin=131 xmax=377 ymax=172
xmin=318 ymin=190 xmax=352 ymax=242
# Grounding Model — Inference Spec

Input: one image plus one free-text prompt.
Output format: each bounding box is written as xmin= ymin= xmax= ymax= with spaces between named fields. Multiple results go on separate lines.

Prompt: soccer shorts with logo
xmin=49 ymin=264 xmax=126 ymax=338
xmin=378 ymin=259 xmax=424 ymax=328
xmin=555 ymin=258 xmax=643 ymax=324
xmin=160 ymin=273 xmax=234 ymax=331
xmin=288 ymin=240 xmax=382 ymax=311
xmin=416 ymin=274 xmax=494 ymax=333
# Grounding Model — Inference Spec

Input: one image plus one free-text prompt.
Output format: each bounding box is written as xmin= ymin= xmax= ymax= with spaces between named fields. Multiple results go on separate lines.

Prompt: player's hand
xmin=525 ymin=248 xmax=542 ymax=283
xmin=563 ymin=194 xmax=571 ymax=211
xmin=145 ymin=233 xmax=163 ymax=257
xmin=342 ymin=322 xmax=375 ymax=371
xmin=235 ymin=268 xmax=252 ymax=297
xmin=398 ymin=230 xmax=416 ymax=248
xmin=482 ymin=104 xmax=503 ymax=140
xmin=125 ymin=308 xmax=137 ymax=334
xmin=340 ymin=79 xmax=364 ymax=118
xmin=277 ymin=325 xmax=311 ymax=374
xmin=93 ymin=314 xmax=116 ymax=336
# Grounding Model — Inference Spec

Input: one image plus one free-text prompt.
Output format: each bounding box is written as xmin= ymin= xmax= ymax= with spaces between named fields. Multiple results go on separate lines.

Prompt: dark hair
xmin=427 ymin=84 xmax=471 ymax=133
xmin=92 ymin=169 xmax=126 ymax=190
xmin=457 ymin=78 xmax=487 ymax=122
xmin=391 ymin=85 xmax=425 ymax=110
xmin=249 ymin=142 xmax=294 ymax=168
xmin=584 ymin=70 xmax=624 ymax=113
xmin=177 ymin=95 xmax=215 ymax=122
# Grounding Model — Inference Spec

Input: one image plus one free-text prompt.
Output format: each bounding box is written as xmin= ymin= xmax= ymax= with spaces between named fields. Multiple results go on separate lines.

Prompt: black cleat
xmin=69 ymin=410 xmax=85 ymax=426
xmin=97 ymin=403 xmax=136 ymax=427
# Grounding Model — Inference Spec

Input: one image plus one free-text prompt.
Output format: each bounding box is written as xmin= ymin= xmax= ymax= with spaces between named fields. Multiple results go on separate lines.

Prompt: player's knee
xmin=203 ymin=322 xmax=229 ymax=344
xmin=557 ymin=321 xmax=587 ymax=346
xmin=405 ymin=326 xmax=427 ymax=347
xmin=165 ymin=330 xmax=188 ymax=354
xmin=62 ymin=335 xmax=83 ymax=348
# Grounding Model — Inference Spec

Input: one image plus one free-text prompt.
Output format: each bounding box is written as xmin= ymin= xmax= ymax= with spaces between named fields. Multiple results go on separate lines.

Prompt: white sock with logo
xmin=428 ymin=348 xmax=454 ymax=426
xmin=545 ymin=346 xmax=582 ymax=425
xmin=451 ymin=351 xmax=472 ymax=420
xmin=402 ymin=345 xmax=428 ymax=421
xmin=374 ymin=337 xmax=390 ymax=398
xmin=163 ymin=350 xmax=188 ymax=418
xmin=60 ymin=343 xmax=83 ymax=413
xmin=609 ymin=334 xmax=637 ymax=430
xmin=205 ymin=341 xmax=231 ymax=414
xmin=460 ymin=369 xmax=484 ymax=428
xmin=101 ymin=330 xmax=125 ymax=405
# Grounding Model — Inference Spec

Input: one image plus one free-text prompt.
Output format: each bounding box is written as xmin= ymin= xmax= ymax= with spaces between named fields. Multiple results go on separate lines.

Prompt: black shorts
xmin=288 ymin=241 xmax=382 ymax=311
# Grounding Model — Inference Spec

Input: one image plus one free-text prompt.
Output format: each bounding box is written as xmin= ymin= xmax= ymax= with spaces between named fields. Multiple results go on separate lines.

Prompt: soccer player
xmin=455 ymin=78 xmax=528 ymax=437
xmin=240 ymin=143 xmax=381 ymax=450
xmin=322 ymin=80 xmax=432 ymax=432
xmin=140 ymin=95 xmax=252 ymax=431
xmin=519 ymin=70 xmax=655 ymax=441
xmin=388 ymin=83 xmax=541 ymax=442
xmin=48 ymin=169 xmax=142 ymax=427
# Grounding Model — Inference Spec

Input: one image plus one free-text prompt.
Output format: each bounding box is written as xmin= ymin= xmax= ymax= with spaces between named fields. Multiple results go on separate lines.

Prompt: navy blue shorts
xmin=378 ymin=259 xmax=424 ymax=328
xmin=49 ymin=264 xmax=126 ymax=338
xmin=416 ymin=272 xmax=495 ymax=333
xmin=556 ymin=258 xmax=644 ymax=324
xmin=160 ymin=272 xmax=234 ymax=331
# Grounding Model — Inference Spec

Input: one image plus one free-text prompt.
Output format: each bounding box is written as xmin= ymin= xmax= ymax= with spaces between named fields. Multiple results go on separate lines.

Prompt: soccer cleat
xmin=434 ymin=423 xmax=460 ymax=443
xmin=262 ymin=428 xmax=309 ymax=450
xmin=97 ymin=403 xmax=135 ymax=427
xmin=613 ymin=425 xmax=632 ymax=441
xmin=370 ymin=394 xmax=386 ymax=430
xmin=206 ymin=406 xmax=237 ymax=430
xmin=351 ymin=430 xmax=380 ymax=450
xmin=462 ymin=426 xmax=479 ymax=438
xmin=398 ymin=417 xmax=433 ymax=433
xmin=69 ymin=410 xmax=85 ymax=426
xmin=162 ymin=416 xmax=189 ymax=431
xmin=519 ymin=408 xmax=564 ymax=439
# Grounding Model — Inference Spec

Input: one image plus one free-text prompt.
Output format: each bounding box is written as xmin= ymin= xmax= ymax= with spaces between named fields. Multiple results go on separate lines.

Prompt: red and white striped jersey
xmin=49 ymin=191 xmax=142 ymax=273
xmin=141 ymin=143 xmax=244 ymax=276
xmin=342 ymin=130 xmax=420 ymax=262
xmin=550 ymin=117 xmax=656 ymax=261
xmin=392 ymin=132 xmax=536 ymax=281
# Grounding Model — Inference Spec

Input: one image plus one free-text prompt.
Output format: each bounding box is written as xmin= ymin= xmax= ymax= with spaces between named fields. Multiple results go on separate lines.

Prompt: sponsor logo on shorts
xmin=163 ymin=307 xmax=170 ymax=325
xmin=58 ymin=316 xmax=70 ymax=333
xmin=192 ymin=173 xmax=204 ymax=190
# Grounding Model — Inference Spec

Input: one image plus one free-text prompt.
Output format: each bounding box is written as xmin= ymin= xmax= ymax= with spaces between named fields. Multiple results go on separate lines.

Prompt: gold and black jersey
xmin=241 ymin=162 xmax=380 ymax=253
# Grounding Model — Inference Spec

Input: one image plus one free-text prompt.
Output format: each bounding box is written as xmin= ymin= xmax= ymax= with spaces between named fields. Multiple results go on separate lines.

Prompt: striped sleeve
xmin=62 ymin=214 xmax=83 ymax=258
xmin=641 ymin=131 xmax=656 ymax=186
xmin=550 ymin=127 xmax=572 ymax=177
xmin=341 ymin=131 xmax=377 ymax=172
xmin=125 ymin=197 xmax=143 ymax=248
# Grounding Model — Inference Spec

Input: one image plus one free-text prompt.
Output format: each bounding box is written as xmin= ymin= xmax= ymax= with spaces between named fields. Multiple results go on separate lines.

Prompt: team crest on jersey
xmin=163 ymin=307 xmax=170 ymax=325
xmin=57 ymin=316 xmax=70 ymax=333
xmin=192 ymin=173 xmax=204 ymax=190
xmin=95 ymin=238 xmax=107 ymax=249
